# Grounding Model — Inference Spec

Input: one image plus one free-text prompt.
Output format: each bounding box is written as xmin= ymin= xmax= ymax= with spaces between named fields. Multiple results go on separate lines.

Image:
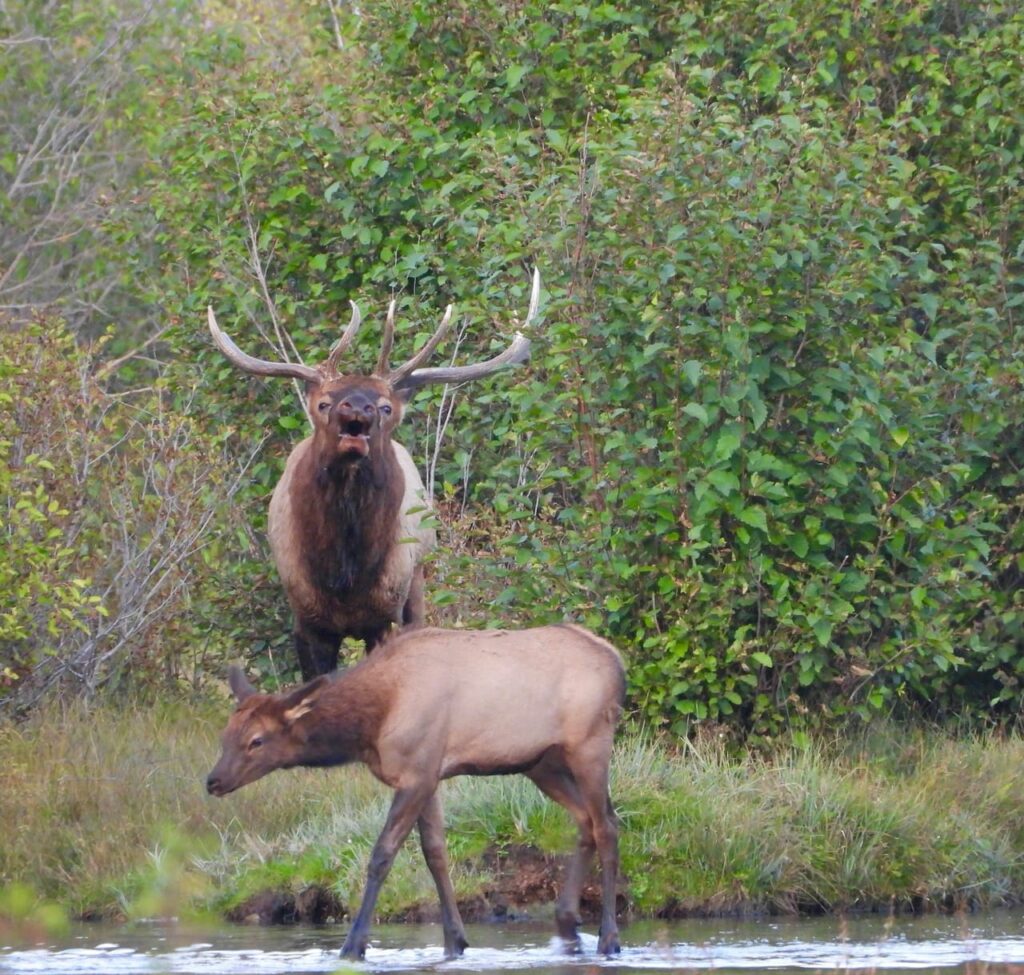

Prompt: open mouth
xmin=337 ymin=419 xmax=371 ymax=457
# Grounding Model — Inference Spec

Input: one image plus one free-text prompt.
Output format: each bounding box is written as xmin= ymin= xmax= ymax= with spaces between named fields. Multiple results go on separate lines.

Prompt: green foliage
xmin=0 ymin=318 xmax=255 ymax=707
xmin=0 ymin=324 xmax=106 ymax=690
xmin=0 ymin=0 xmax=191 ymax=337
xmin=3 ymin=0 xmax=1022 ymax=731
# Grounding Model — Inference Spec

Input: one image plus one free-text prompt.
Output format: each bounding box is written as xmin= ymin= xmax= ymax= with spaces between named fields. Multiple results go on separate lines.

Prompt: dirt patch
xmin=387 ymin=844 xmax=624 ymax=925
xmin=226 ymin=884 xmax=344 ymax=926
xmin=223 ymin=845 xmax=624 ymax=927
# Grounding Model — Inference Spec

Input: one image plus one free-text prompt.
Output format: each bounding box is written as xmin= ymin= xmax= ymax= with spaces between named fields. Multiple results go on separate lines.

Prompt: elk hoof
xmin=339 ymin=933 xmax=367 ymax=959
xmin=443 ymin=933 xmax=469 ymax=958
xmin=562 ymin=936 xmax=583 ymax=955
xmin=598 ymin=930 xmax=621 ymax=956
xmin=555 ymin=908 xmax=580 ymax=945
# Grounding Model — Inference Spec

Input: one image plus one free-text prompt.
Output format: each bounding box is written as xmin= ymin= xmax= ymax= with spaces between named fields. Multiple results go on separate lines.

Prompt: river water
xmin=2 ymin=913 xmax=1024 ymax=974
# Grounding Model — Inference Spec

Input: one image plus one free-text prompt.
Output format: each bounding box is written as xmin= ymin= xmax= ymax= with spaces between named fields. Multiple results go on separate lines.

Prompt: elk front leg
xmin=417 ymin=791 xmax=468 ymax=958
xmin=340 ymin=786 xmax=432 ymax=960
xmin=402 ymin=563 xmax=426 ymax=628
xmin=294 ymin=621 xmax=341 ymax=680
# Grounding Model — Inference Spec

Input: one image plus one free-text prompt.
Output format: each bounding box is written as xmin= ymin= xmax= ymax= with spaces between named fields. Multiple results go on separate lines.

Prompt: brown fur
xmin=267 ymin=375 xmax=434 ymax=679
xmin=207 ymin=278 xmax=537 ymax=680
xmin=207 ymin=624 xmax=625 ymax=960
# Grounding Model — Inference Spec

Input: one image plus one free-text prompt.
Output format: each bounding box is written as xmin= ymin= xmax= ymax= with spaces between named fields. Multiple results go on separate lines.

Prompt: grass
xmin=2 ymin=700 xmax=1024 ymax=928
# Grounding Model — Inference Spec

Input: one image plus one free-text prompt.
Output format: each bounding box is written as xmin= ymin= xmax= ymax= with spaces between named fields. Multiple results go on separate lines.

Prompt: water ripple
xmin=4 ymin=930 xmax=1024 ymax=974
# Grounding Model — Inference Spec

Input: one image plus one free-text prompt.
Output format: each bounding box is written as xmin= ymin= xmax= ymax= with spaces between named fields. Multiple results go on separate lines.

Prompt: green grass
xmin=2 ymin=701 xmax=1023 ymax=926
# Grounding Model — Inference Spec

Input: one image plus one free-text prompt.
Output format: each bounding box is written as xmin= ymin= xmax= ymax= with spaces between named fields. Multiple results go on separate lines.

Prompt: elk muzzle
xmin=205 ymin=757 xmax=241 ymax=797
xmin=333 ymin=394 xmax=380 ymax=459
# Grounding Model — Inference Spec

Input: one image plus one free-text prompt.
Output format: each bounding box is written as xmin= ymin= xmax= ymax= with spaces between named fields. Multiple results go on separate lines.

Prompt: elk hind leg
xmin=569 ymin=752 xmax=620 ymax=956
xmin=417 ymin=791 xmax=468 ymax=958
xmin=526 ymin=765 xmax=595 ymax=952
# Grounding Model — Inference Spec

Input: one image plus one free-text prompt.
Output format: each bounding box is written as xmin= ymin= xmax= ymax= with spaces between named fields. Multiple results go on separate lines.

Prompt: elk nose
xmin=205 ymin=772 xmax=220 ymax=795
xmin=339 ymin=400 xmax=376 ymax=416
xmin=336 ymin=394 xmax=377 ymax=420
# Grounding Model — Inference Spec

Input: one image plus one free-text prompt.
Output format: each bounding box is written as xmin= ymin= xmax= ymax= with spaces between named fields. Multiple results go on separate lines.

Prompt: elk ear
xmin=228 ymin=665 xmax=257 ymax=703
xmin=281 ymin=675 xmax=329 ymax=725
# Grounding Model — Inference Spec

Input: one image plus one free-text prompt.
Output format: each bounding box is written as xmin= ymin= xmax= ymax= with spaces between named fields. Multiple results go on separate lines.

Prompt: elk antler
xmin=388 ymin=267 xmax=540 ymax=393
xmin=207 ymin=267 xmax=540 ymax=388
xmin=324 ymin=302 xmax=363 ymax=377
xmin=383 ymin=303 xmax=454 ymax=386
xmin=206 ymin=304 xmax=361 ymax=382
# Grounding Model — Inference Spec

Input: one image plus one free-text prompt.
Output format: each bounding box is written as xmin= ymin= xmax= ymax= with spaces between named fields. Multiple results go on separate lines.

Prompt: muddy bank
xmin=224 ymin=844 xmax=623 ymax=927
xmin=221 ymin=842 xmax=995 ymax=929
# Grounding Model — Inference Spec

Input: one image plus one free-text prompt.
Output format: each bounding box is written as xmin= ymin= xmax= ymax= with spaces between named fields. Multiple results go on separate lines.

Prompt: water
xmin=2 ymin=913 xmax=1024 ymax=974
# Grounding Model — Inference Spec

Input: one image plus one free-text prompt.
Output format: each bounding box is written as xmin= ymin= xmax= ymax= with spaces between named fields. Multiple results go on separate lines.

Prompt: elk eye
xmin=249 ymin=735 xmax=264 ymax=750
xmin=317 ymin=401 xmax=330 ymax=412
xmin=380 ymin=403 xmax=393 ymax=416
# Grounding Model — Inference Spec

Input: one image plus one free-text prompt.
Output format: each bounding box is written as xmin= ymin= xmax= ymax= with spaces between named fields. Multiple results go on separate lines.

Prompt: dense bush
xmin=0 ymin=317 xmax=259 ymax=710
xmin=1 ymin=0 xmax=1021 ymax=735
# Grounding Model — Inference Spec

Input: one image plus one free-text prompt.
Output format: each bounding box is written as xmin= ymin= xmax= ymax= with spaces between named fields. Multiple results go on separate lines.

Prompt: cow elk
xmin=207 ymin=271 xmax=539 ymax=679
xmin=206 ymin=624 xmax=625 ymax=959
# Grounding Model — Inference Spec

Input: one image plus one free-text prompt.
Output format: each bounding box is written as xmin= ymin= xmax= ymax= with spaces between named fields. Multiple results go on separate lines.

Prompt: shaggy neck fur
xmin=299 ymin=437 xmax=404 ymax=597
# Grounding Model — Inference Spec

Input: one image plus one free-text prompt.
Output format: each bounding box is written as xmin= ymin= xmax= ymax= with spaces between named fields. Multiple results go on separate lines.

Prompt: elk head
xmin=206 ymin=270 xmax=540 ymax=466
xmin=206 ymin=665 xmax=329 ymax=796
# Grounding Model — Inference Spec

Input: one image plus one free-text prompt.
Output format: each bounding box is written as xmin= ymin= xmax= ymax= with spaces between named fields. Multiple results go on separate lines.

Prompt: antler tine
xmin=207 ymin=306 xmax=320 ymax=383
xmin=387 ymin=304 xmax=455 ymax=386
xmin=374 ymin=299 xmax=397 ymax=377
xmin=391 ymin=268 xmax=540 ymax=393
xmin=521 ymin=265 xmax=541 ymax=330
xmin=394 ymin=332 xmax=530 ymax=392
xmin=323 ymin=301 xmax=363 ymax=377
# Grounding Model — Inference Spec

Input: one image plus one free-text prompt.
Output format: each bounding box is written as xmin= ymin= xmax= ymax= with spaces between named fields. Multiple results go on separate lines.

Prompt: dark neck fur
xmin=299 ymin=439 xmax=404 ymax=596
xmin=293 ymin=666 xmax=386 ymax=767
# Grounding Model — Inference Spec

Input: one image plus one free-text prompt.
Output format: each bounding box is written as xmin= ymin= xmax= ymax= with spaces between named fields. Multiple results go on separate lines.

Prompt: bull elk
xmin=207 ymin=271 xmax=539 ymax=680
xmin=206 ymin=624 xmax=624 ymax=959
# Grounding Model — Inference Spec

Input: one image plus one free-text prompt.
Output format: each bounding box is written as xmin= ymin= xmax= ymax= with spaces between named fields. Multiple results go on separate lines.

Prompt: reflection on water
xmin=1 ymin=912 xmax=1024 ymax=974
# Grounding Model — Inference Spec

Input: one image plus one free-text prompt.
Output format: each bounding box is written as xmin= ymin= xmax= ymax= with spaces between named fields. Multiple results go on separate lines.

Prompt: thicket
xmin=1 ymin=0 xmax=1021 ymax=738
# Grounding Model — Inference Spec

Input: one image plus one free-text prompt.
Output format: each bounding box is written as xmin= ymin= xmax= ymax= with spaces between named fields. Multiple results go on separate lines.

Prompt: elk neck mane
xmin=299 ymin=438 xmax=406 ymax=596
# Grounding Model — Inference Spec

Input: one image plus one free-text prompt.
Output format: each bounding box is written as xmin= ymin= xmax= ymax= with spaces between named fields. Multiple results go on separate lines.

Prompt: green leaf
xmin=682 ymin=402 xmax=709 ymax=425
xmin=751 ymin=61 xmax=782 ymax=94
xmin=788 ymin=532 xmax=809 ymax=558
xmin=712 ymin=424 xmax=742 ymax=463
xmin=505 ymin=63 xmax=528 ymax=90
xmin=918 ymin=293 xmax=939 ymax=322
xmin=746 ymin=386 xmax=768 ymax=430
xmin=707 ymin=469 xmax=740 ymax=495
xmin=737 ymin=506 xmax=768 ymax=532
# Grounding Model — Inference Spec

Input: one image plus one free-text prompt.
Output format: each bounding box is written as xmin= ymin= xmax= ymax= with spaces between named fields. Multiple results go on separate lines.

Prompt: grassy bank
xmin=1 ymin=701 xmax=1023 ymax=929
